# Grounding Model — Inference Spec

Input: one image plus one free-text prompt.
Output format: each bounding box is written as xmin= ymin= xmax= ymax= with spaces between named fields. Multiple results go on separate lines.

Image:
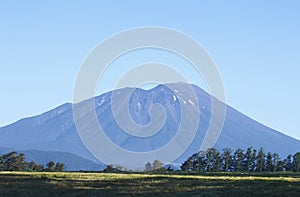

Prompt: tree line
xmin=0 ymin=151 xmax=66 ymax=172
xmin=180 ymin=147 xmax=300 ymax=173
xmin=106 ymin=147 xmax=300 ymax=173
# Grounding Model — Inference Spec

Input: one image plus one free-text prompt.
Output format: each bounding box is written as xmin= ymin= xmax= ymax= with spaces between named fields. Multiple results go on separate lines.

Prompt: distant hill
xmin=0 ymin=148 xmax=104 ymax=171
xmin=0 ymin=83 xmax=299 ymax=170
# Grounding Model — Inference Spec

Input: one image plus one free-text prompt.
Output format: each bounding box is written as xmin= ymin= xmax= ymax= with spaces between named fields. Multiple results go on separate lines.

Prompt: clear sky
xmin=0 ymin=1 xmax=300 ymax=139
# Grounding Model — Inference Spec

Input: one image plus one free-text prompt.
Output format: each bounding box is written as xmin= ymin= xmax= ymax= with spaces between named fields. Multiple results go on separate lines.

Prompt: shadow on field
xmin=1 ymin=172 xmax=300 ymax=196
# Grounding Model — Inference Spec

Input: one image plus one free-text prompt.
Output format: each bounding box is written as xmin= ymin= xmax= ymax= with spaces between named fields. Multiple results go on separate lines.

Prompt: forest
xmin=179 ymin=147 xmax=300 ymax=173
xmin=0 ymin=151 xmax=65 ymax=172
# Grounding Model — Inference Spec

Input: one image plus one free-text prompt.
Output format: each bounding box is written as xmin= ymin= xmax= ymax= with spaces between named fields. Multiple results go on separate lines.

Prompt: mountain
xmin=0 ymin=83 xmax=299 ymax=170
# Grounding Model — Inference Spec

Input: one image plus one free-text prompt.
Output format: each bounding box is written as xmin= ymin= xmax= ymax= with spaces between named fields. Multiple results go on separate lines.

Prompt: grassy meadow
xmin=1 ymin=171 xmax=300 ymax=196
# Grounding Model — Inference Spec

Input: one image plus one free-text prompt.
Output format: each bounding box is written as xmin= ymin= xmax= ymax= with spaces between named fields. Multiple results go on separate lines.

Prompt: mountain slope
xmin=0 ymin=83 xmax=299 ymax=169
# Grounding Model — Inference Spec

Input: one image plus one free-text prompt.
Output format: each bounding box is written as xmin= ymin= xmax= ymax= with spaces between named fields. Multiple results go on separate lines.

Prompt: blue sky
xmin=0 ymin=1 xmax=300 ymax=139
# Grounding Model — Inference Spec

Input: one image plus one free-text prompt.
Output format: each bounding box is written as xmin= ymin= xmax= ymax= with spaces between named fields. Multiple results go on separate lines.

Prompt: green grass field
xmin=1 ymin=172 xmax=300 ymax=196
